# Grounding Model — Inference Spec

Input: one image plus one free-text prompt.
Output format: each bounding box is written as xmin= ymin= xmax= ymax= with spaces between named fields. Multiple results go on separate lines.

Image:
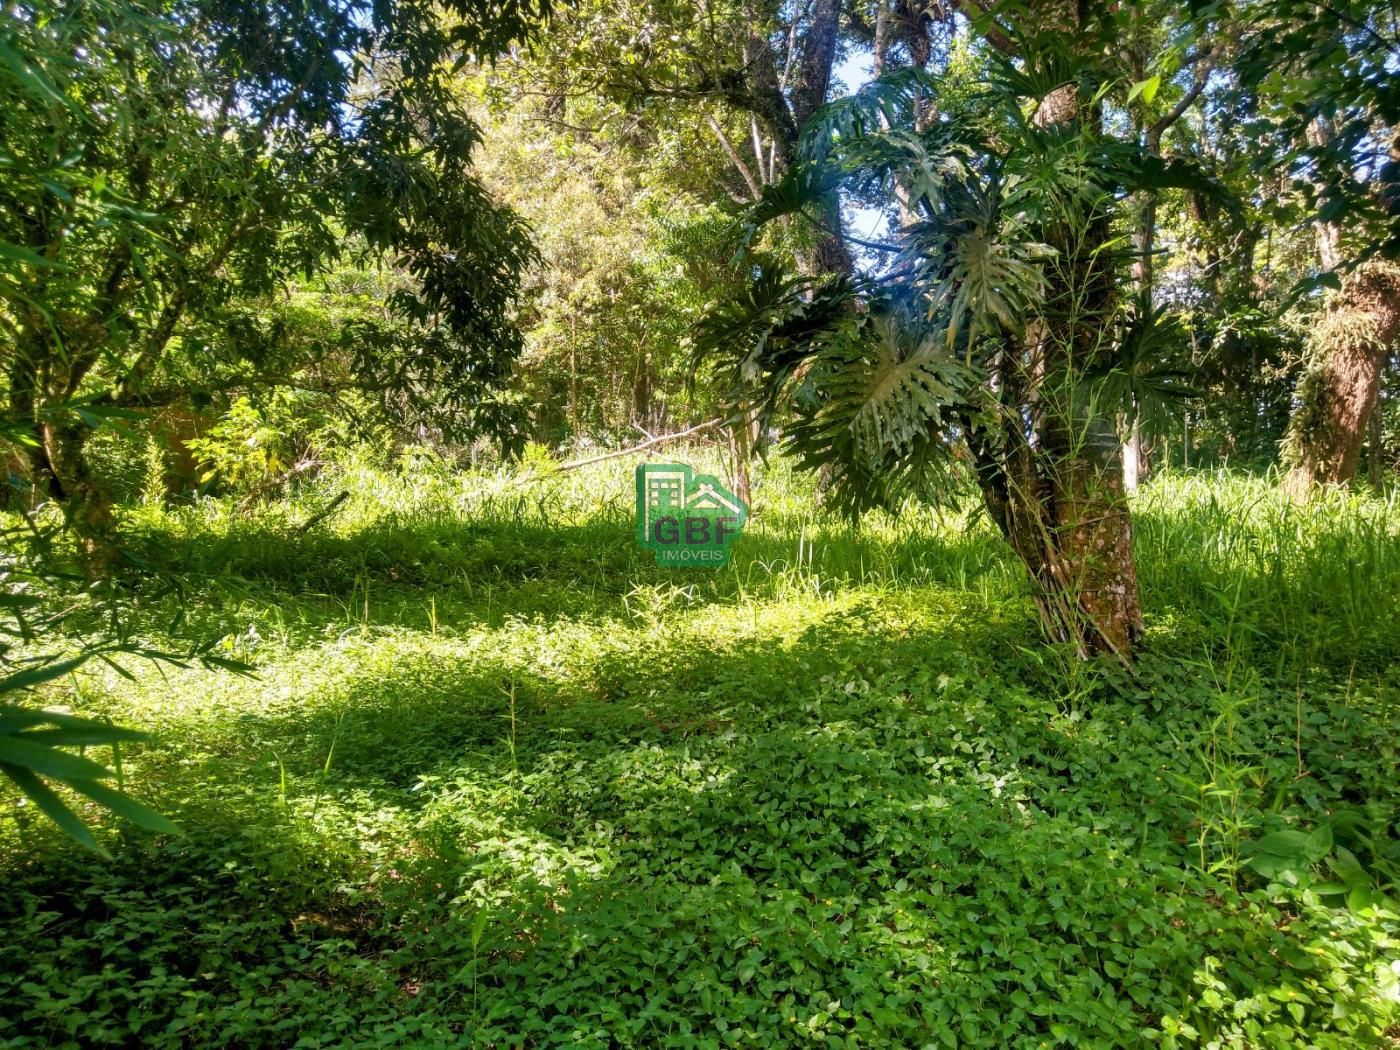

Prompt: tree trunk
xmin=1043 ymin=418 xmax=1142 ymax=656
xmin=7 ymin=326 xmax=116 ymax=568
xmin=40 ymin=420 xmax=117 ymax=572
xmin=1123 ymin=193 xmax=1154 ymax=495
xmin=971 ymin=413 xmax=1143 ymax=660
xmin=751 ymin=0 xmax=853 ymax=279
xmin=724 ymin=0 xmax=854 ymax=502
xmin=727 ymin=407 xmax=753 ymax=507
xmin=921 ymin=1 xmax=1147 ymax=656
xmin=1031 ymin=416 xmax=1143 ymax=658
xmin=1367 ymin=398 xmax=1385 ymax=488
xmin=568 ymin=316 xmax=580 ymax=434
xmin=1125 ymin=146 xmax=1157 ymax=495
xmin=981 ymin=52 xmax=1143 ymax=658
xmin=1283 ymin=261 xmax=1400 ymax=496
xmin=1123 ymin=413 xmax=1141 ymax=493
xmin=632 ymin=346 xmax=654 ymax=433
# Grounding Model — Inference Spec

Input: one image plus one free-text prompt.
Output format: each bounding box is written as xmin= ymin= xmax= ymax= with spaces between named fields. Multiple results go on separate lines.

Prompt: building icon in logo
xmin=636 ymin=463 xmax=748 ymax=568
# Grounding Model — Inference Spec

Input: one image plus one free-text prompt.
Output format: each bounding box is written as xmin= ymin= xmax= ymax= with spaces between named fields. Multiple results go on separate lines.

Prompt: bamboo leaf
xmin=0 ymin=735 xmax=114 ymax=781
xmin=0 ymin=763 xmax=108 ymax=856
xmin=0 ymin=655 xmax=91 ymax=696
xmin=67 ymin=779 xmax=181 ymax=835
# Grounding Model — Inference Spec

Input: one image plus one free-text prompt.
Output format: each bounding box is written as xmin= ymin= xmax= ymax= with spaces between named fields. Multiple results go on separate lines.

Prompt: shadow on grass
xmin=6 ymin=577 xmax=1397 ymax=1045
xmin=128 ymin=588 xmax=1031 ymax=784
xmin=117 ymin=475 xmax=1400 ymax=680
xmin=2 ymin=597 xmax=1148 ymax=1046
xmin=116 ymin=509 xmax=1022 ymax=642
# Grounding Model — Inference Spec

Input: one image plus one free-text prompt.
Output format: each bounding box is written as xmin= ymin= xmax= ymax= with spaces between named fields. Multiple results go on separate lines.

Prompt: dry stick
xmin=556 ymin=419 xmax=724 ymax=472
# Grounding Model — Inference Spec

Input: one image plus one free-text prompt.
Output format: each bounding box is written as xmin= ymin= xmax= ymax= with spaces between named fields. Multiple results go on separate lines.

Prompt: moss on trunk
xmin=1284 ymin=261 xmax=1400 ymax=496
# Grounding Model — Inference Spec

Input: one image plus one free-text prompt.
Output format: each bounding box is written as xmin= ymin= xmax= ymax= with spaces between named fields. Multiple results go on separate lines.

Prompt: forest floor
xmin=2 ymin=453 xmax=1399 ymax=1048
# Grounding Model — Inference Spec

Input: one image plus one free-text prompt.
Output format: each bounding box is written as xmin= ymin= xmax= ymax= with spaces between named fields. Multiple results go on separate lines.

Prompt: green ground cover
xmin=2 ymin=455 xmax=1398 ymax=1047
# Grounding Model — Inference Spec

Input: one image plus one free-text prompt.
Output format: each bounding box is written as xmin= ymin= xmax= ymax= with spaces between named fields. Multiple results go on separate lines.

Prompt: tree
xmin=0 ymin=0 xmax=546 ymax=555
xmin=489 ymin=0 xmax=836 ymax=256
xmin=483 ymin=0 xmax=868 ymax=491
xmin=1283 ymin=260 xmax=1400 ymax=489
xmin=1220 ymin=0 xmax=1400 ymax=491
xmin=1117 ymin=10 xmax=1217 ymax=488
xmin=469 ymin=87 xmax=738 ymax=443
xmin=698 ymin=23 xmax=1217 ymax=657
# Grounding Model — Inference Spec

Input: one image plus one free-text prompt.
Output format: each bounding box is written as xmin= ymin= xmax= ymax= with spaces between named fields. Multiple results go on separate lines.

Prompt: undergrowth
xmin=2 ymin=453 xmax=1398 ymax=1048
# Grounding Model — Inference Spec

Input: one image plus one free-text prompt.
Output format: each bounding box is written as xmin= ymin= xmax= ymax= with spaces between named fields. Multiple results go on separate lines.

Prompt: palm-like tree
xmin=697 ymin=42 xmax=1213 ymax=658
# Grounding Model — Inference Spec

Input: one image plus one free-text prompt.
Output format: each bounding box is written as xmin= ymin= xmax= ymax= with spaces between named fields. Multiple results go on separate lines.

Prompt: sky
xmin=832 ymin=48 xmax=890 ymax=255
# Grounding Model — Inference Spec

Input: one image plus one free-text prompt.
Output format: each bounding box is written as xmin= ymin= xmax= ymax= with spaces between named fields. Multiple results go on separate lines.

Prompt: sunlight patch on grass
xmin=3 ymin=458 xmax=1399 ymax=1047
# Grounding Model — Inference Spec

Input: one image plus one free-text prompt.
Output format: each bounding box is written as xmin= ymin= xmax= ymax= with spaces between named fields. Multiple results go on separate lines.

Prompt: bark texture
xmin=972 ymin=414 xmax=1143 ymax=659
xmin=966 ymin=27 xmax=1143 ymax=658
xmin=739 ymin=2 xmax=853 ymax=280
xmin=1283 ymin=260 xmax=1400 ymax=495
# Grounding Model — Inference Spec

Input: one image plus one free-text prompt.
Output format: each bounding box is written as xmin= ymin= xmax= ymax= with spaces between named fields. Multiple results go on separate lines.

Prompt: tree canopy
xmin=1 ymin=0 xmax=547 ymax=542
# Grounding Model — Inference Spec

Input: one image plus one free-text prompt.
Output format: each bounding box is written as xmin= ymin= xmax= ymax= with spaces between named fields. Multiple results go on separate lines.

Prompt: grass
xmin=2 ymin=451 xmax=1399 ymax=1048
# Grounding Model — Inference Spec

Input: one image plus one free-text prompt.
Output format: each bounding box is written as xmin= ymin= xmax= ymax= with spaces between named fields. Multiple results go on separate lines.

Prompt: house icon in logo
xmin=637 ymin=463 xmax=748 ymax=568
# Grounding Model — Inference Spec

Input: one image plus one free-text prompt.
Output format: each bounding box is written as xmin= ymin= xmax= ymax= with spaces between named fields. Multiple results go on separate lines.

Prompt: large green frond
xmin=690 ymin=258 xmax=855 ymax=413
xmin=781 ymin=299 xmax=982 ymax=513
xmin=1080 ymin=294 xmax=1197 ymax=424
xmin=800 ymin=68 xmax=941 ymax=163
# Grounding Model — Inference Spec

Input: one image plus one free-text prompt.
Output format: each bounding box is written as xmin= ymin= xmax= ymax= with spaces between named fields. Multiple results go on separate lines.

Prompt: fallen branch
xmin=294 ymin=490 xmax=349 ymax=536
xmin=557 ymin=418 xmax=724 ymax=472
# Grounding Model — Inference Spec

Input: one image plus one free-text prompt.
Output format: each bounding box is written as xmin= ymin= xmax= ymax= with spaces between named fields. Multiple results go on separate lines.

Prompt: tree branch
xmin=294 ymin=490 xmax=349 ymax=536
xmin=1149 ymin=50 xmax=1215 ymax=140
xmin=707 ymin=115 xmax=763 ymax=200
xmin=555 ymin=418 xmax=723 ymax=471
xmin=956 ymin=0 xmax=1016 ymax=55
xmin=801 ymin=207 xmax=901 ymax=253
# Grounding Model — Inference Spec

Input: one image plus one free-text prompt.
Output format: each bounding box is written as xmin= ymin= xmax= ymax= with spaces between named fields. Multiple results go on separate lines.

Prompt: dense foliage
xmin=3 ymin=0 xmax=1400 ymax=1044
xmin=0 ymin=0 xmax=545 ymax=537
xmin=2 ymin=456 xmax=1399 ymax=1046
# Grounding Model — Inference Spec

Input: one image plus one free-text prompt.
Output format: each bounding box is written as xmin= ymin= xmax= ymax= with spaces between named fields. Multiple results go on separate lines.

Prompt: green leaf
xmin=1328 ymin=846 xmax=1370 ymax=890
xmin=0 ymin=38 xmax=74 ymax=109
xmin=1317 ymin=196 xmax=1348 ymax=223
xmin=0 ymin=654 xmax=90 ymax=696
xmin=1248 ymin=826 xmax=1332 ymax=881
xmin=1254 ymin=829 xmax=1312 ymax=858
xmin=1127 ymin=75 xmax=1161 ymax=105
xmin=0 ymin=735 xmax=114 ymax=781
xmin=198 ymin=654 xmax=258 ymax=676
xmin=67 ymin=779 xmax=180 ymax=835
xmin=0 ymin=707 xmax=56 ymax=733
xmin=0 ymin=706 xmax=143 ymax=738
xmin=471 ymin=906 xmax=490 ymax=949
xmin=0 ymin=241 xmax=65 ymax=270
xmin=0 ymin=763 xmax=107 ymax=856
xmin=21 ymin=724 xmax=150 ymax=747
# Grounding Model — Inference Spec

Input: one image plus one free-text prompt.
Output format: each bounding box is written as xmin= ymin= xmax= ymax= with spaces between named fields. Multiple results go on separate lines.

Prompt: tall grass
xmin=118 ymin=445 xmax=1022 ymax=632
xmin=121 ymin=449 xmax=1399 ymax=676
xmin=1134 ymin=469 xmax=1400 ymax=670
